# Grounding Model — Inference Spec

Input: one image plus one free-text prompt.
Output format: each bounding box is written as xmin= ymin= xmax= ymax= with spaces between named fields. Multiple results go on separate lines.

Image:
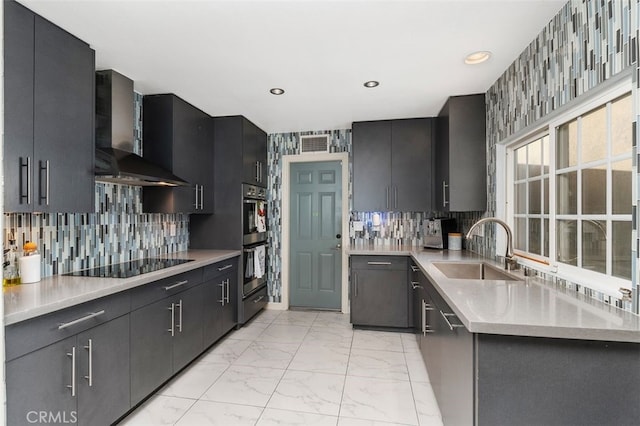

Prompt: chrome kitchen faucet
xmin=466 ymin=217 xmax=519 ymax=271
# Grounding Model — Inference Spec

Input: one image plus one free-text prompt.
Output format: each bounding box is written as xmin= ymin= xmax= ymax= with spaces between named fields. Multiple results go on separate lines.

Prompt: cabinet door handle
xmin=177 ymin=300 xmax=183 ymax=333
xmin=164 ymin=280 xmax=188 ymax=291
xmin=394 ymin=186 xmax=398 ymax=209
xmin=423 ymin=301 xmax=435 ymax=335
xmin=194 ymin=185 xmax=200 ymax=209
xmin=39 ymin=160 xmax=50 ymax=206
xmin=256 ymin=161 xmax=260 ymax=182
xmin=440 ymin=310 xmax=464 ymax=331
xmin=354 ymin=273 xmax=358 ymax=298
xmin=411 ymin=281 xmax=423 ymax=290
xmin=218 ymin=281 xmax=225 ymax=306
xmin=385 ymin=186 xmax=390 ymax=210
xmin=253 ymin=295 xmax=265 ymax=303
xmin=367 ymin=261 xmax=392 ymax=266
xmin=168 ymin=303 xmax=175 ymax=336
xmin=66 ymin=346 xmax=76 ymax=396
xmin=84 ymin=339 xmax=93 ymax=387
xmin=19 ymin=157 xmax=31 ymax=204
xmin=410 ymin=265 xmax=420 ymax=272
xmin=225 ymin=279 xmax=231 ymax=303
xmin=58 ymin=310 xmax=105 ymax=330
xmin=442 ymin=181 xmax=449 ymax=207
xmin=218 ymin=264 xmax=233 ymax=272
xmin=200 ymin=185 xmax=204 ymax=210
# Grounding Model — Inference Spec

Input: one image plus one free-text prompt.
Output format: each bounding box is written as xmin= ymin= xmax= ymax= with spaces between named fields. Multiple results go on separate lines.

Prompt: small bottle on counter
xmin=3 ymin=238 xmax=21 ymax=287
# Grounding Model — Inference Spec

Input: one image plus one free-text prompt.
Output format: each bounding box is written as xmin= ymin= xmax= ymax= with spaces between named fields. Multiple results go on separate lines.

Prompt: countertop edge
xmin=348 ymin=247 xmax=640 ymax=343
xmin=4 ymin=249 xmax=241 ymax=325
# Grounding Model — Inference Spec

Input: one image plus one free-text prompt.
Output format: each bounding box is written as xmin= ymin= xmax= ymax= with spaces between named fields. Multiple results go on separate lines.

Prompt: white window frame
xmin=501 ymin=79 xmax=634 ymax=298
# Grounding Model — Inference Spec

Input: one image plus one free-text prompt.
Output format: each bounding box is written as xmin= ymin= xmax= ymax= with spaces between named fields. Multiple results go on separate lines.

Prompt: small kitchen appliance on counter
xmin=423 ymin=218 xmax=457 ymax=249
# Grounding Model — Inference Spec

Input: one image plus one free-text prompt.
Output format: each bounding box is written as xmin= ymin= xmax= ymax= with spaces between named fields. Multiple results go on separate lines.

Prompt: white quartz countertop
xmin=3 ymin=250 xmax=240 ymax=325
xmin=348 ymin=246 xmax=640 ymax=343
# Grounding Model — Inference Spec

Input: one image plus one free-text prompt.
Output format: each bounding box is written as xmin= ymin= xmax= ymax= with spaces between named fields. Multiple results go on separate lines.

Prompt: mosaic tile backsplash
xmin=3 ymin=93 xmax=188 ymax=277
xmin=486 ymin=0 xmax=638 ymax=312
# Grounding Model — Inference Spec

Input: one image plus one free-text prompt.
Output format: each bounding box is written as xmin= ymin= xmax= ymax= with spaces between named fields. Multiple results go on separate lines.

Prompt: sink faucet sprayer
xmin=465 ymin=217 xmax=518 ymax=271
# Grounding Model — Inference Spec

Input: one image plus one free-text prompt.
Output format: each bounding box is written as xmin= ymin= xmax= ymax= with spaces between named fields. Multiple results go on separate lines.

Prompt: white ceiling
xmin=19 ymin=0 xmax=567 ymax=133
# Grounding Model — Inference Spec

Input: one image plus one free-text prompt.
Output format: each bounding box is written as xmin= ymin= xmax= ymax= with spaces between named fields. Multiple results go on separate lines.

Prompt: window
xmin=508 ymin=88 xmax=633 ymax=290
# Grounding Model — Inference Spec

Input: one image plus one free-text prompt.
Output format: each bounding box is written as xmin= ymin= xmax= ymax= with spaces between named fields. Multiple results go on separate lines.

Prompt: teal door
xmin=289 ymin=161 xmax=342 ymax=310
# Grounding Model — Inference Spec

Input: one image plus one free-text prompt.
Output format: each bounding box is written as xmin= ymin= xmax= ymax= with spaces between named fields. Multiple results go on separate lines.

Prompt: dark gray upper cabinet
xmin=352 ymin=118 xmax=433 ymax=212
xmin=435 ymin=94 xmax=487 ymax=211
xmin=4 ymin=0 xmax=95 ymax=213
xmin=142 ymin=94 xmax=213 ymax=214
xmin=352 ymin=121 xmax=391 ymax=211
xmin=189 ymin=116 xmax=267 ymax=250
xmin=241 ymin=117 xmax=268 ymax=186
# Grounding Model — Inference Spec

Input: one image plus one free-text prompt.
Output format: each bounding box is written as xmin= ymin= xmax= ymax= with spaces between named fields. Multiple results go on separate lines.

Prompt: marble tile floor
xmin=119 ymin=309 xmax=443 ymax=426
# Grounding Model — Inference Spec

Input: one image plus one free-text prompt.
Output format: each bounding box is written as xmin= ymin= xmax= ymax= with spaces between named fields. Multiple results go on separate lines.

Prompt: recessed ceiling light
xmin=464 ymin=51 xmax=492 ymax=65
xmin=363 ymin=81 xmax=380 ymax=88
xmin=270 ymin=88 xmax=285 ymax=95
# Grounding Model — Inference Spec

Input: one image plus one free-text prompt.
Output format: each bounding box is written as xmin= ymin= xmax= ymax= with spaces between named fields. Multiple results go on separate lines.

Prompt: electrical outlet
xmin=169 ymin=223 xmax=177 ymax=237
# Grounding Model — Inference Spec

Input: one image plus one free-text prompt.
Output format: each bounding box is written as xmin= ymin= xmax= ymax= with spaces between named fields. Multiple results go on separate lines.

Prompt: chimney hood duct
xmin=95 ymin=70 xmax=189 ymax=187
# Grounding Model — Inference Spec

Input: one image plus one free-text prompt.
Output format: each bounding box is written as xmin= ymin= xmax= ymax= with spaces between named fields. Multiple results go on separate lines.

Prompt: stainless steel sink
xmin=431 ymin=262 xmax=523 ymax=281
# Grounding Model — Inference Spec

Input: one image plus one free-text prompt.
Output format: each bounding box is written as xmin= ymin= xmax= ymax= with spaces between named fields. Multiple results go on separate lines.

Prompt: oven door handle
xmin=244 ymin=245 xmax=270 ymax=253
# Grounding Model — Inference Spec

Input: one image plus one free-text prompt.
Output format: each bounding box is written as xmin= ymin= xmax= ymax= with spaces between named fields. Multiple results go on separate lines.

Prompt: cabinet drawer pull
xmin=411 ymin=282 xmax=423 ymax=290
xmin=164 ymin=280 xmax=188 ymax=291
xmin=218 ymin=264 xmax=233 ymax=272
xmin=410 ymin=265 xmax=420 ymax=272
xmin=367 ymin=261 xmax=392 ymax=266
xmin=440 ymin=311 xmax=464 ymax=331
xmin=84 ymin=339 xmax=93 ymax=387
xmin=66 ymin=346 xmax=76 ymax=396
xmin=253 ymin=295 xmax=265 ymax=303
xmin=58 ymin=310 xmax=105 ymax=330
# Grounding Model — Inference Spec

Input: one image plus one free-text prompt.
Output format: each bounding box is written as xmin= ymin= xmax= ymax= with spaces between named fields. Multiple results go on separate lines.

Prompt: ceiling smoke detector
xmin=363 ymin=81 xmax=379 ymax=88
xmin=270 ymin=88 xmax=285 ymax=95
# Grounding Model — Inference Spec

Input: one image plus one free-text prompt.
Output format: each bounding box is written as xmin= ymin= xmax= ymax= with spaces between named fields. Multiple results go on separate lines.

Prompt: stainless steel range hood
xmin=95 ymin=70 xmax=188 ymax=187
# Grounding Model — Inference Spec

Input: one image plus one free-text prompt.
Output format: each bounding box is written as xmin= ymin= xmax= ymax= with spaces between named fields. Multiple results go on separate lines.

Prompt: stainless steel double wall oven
xmin=240 ymin=184 xmax=268 ymax=320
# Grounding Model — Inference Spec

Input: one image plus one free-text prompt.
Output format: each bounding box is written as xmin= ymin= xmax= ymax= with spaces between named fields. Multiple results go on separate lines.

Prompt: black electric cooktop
xmin=65 ymin=258 xmax=194 ymax=278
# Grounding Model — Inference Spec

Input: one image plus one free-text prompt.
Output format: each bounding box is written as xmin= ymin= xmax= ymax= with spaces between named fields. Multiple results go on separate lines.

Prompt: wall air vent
xmin=300 ymin=134 xmax=330 ymax=154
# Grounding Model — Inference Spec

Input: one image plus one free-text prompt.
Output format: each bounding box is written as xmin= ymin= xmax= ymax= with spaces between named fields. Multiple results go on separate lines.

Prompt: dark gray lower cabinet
xmin=6 ymin=315 xmax=130 ymax=426
xmin=416 ymin=270 xmax=640 ymax=426
xmin=130 ymin=296 xmax=175 ymax=405
xmin=130 ymin=284 xmax=204 ymax=405
xmin=76 ymin=315 xmax=130 ymax=426
xmin=203 ymin=261 xmax=238 ymax=347
xmin=172 ymin=285 xmax=204 ymax=372
xmin=6 ymin=336 xmax=77 ymax=425
xmin=350 ymin=256 xmax=409 ymax=328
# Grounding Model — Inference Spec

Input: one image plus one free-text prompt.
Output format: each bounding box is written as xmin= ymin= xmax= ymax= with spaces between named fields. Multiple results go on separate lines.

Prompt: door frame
xmin=281 ymin=152 xmax=350 ymax=313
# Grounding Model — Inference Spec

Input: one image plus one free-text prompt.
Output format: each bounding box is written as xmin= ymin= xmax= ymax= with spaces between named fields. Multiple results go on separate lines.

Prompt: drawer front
xmin=243 ymin=286 xmax=268 ymax=324
xmin=203 ymin=257 xmax=239 ymax=282
xmin=130 ymin=268 xmax=203 ymax=311
xmin=5 ymin=290 xmax=131 ymax=361
xmin=351 ymin=255 xmax=408 ymax=271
